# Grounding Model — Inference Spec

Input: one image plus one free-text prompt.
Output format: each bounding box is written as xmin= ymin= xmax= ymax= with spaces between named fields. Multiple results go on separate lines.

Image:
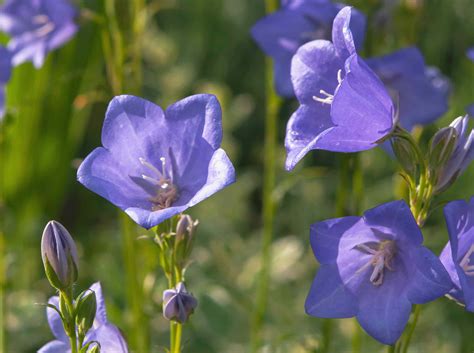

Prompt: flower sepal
xmin=76 ymin=290 xmax=98 ymax=342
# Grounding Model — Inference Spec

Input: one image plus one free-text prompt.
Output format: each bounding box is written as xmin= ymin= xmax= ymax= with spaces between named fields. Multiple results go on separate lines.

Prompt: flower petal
xmin=47 ymin=296 xmax=68 ymax=343
xmin=305 ymin=263 xmax=358 ymax=318
xmin=291 ymin=39 xmax=342 ymax=105
xmin=37 ymin=340 xmax=70 ymax=353
xmin=89 ymin=282 xmax=107 ymax=327
xmin=284 ymin=104 xmax=333 ymax=171
xmin=331 ymin=6 xmax=366 ymax=60
xmin=86 ymin=323 xmax=129 ymax=353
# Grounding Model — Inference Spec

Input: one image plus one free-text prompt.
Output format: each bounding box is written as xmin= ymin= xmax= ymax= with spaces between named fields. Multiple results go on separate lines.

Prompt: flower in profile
xmin=367 ymin=47 xmax=450 ymax=130
xmin=251 ymin=0 xmax=366 ymax=97
xmin=77 ymin=94 xmax=236 ymax=229
xmin=285 ymin=6 xmax=395 ymax=170
xmin=39 ymin=282 xmax=128 ymax=353
xmin=305 ymin=200 xmax=452 ymax=345
xmin=433 ymin=115 xmax=474 ymax=193
xmin=467 ymin=49 xmax=474 ymax=116
xmin=163 ymin=282 xmax=198 ymax=323
xmin=440 ymin=198 xmax=474 ymax=311
xmin=41 ymin=220 xmax=79 ymax=290
xmin=0 ymin=0 xmax=78 ymax=68
xmin=0 ymin=46 xmax=12 ymax=119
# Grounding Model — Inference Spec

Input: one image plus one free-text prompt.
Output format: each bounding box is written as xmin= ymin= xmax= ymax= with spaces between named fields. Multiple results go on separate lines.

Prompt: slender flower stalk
xmin=250 ymin=1 xmax=281 ymax=350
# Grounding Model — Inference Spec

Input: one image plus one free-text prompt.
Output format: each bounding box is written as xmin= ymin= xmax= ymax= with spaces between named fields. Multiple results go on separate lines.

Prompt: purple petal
xmin=405 ymin=246 xmax=452 ymax=304
xmin=356 ymin=276 xmax=412 ymax=345
xmin=89 ymin=282 xmax=107 ymax=327
xmin=467 ymin=104 xmax=474 ymax=117
xmin=367 ymin=47 xmax=449 ymax=129
xmin=305 ymin=263 xmax=358 ymax=318
xmin=291 ymin=39 xmax=342 ymax=105
xmin=125 ymin=204 xmax=189 ymax=230
xmin=38 ymin=340 xmax=70 ymax=353
xmin=467 ymin=47 xmax=474 ymax=62
xmin=46 ymin=296 xmax=68 ymax=343
xmin=86 ymin=323 xmax=128 ymax=353
xmin=284 ymin=103 xmax=333 ymax=171
xmin=363 ymin=200 xmax=423 ymax=246
xmin=331 ymin=6 xmax=366 ymax=60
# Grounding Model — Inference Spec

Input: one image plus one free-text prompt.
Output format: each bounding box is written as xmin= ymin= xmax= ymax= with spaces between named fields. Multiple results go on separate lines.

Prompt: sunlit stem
xmin=250 ymin=0 xmax=281 ymax=350
xmin=60 ymin=288 xmax=78 ymax=353
xmin=0 ymin=233 xmax=6 ymax=353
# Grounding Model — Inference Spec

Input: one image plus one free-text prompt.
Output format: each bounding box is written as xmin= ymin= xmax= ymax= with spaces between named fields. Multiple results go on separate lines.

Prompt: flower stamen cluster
xmin=356 ymin=240 xmax=396 ymax=286
xmin=139 ymin=156 xmax=179 ymax=211
xmin=460 ymin=244 xmax=474 ymax=276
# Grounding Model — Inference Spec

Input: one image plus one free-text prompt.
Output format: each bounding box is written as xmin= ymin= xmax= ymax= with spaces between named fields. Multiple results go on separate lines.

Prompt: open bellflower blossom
xmin=467 ymin=48 xmax=474 ymax=116
xmin=440 ymin=198 xmax=474 ymax=311
xmin=39 ymin=282 xmax=128 ymax=353
xmin=434 ymin=115 xmax=474 ymax=193
xmin=77 ymin=94 xmax=236 ymax=229
xmin=251 ymin=0 xmax=366 ymax=97
xmin=0 ymin=0 xmax=78 ymax=68
xmin=305 ymin=200 xmax=452 ymax=345
xmin=0 ymin=46 xmax=12 ymax=119
xmin=285 ymin=6 xmax=395 ymax=170
xmin=367 ymin=47 xmax=450 ymax=130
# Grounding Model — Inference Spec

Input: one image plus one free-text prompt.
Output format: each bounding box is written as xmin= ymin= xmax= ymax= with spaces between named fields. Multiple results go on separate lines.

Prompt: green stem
xmin=351 ymin=321 xmax=362 ymax=353
xmin=400 ymin=305 xmax=421 ymax=353
xmin=60 ymin=289 xmax=78 ymax=353
xmin=250 ymin=0 xmax=281 ymax=348
xmin=0 ymin=233 xmax=6 ymax=353
xmin=121 ymin=213 xmax=149 ymax=352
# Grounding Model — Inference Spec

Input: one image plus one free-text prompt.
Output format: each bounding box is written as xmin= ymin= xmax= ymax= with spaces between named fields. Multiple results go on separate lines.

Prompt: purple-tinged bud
xmin=175 ymin=214 xmax=198 ymax=265
xmin=162 ymin=282 xmax=198 ymax=324
xmin=429 ymin=126 xmax=458 ymax=171
xmin=435 ymin=116 xmax=474 ymax=193
xmin=41 ymin=221 xmax=79 ymax=290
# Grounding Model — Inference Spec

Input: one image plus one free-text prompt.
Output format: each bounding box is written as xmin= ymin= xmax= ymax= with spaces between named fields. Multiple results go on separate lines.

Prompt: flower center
xmin=140 ymin=157 xmax=179 ymax=211
xmin=355 ymin=240 xmax=397 ymax=286
xmin=312 ymin=69 xmax=343 ymax=105
xmin=460 ymin=244 xmax=474 ymax=276
xmin=33 ymin=14 xmax=55 ymax=37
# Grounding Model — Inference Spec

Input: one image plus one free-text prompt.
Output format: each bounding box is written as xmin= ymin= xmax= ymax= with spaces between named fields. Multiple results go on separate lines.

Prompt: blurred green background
xmin=1 ymin=0 xmax=474 ymax=352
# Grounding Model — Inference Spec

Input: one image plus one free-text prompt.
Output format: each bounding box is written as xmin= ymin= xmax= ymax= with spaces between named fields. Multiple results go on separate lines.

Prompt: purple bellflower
xmin=39 ymin=282 xmax=128 ymax=353
xmin=0 ymin=0 xmax=78 ymax=68
xmin=251 ymin=0 xmax=366 ymax=97
xmin=434 ymin=115 xmax=474 ymax=193
xmin=163 ymin=282 xmax=198 ymax=324
xmin=467 ymin=48 xmax=474 ymax=116
xmin=440 ymin=198 xmax=474 ymax=311
xmin=367 ymin=47 xmax=450 ymax=130
xmin=77 ymin=94 xmax=236 ymax=229
xmin=0 ymin=46 xmax=12 ymax=119
xmin=285 ymin=6 xmax=395 ymax=170
xmin=305 ymin=200 xmax=452 ymax=345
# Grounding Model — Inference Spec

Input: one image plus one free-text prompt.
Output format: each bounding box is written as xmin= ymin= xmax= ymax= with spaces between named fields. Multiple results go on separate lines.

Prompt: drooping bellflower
xmin=39 ymin=282 xmax=128 ymax=353
xmin=440 ymin=198 xmax=474 ymax=311
xmin=251 ymin=0 xmax=366 ymax=97
xmin=0 ymin=0 xmax=78 ymax=68
xmin=285 ymin=6 xmax=395 ymax=170
xmin=0 ymin=46 xmax=12 ymax=119
xmin=467 ymin=48 xmax=474 ymax=116
xmin=434 ymin=115 xmax=474 ymax=193
xmin=305 ymin=200 xmax=452 ymax=345
xmin=163 ymin=282 xmax=198 ymax=324
xmin=77 ymin=94 xmax=236 ymax=229
xmin=367 ymin=47 xmax=450 ymax=130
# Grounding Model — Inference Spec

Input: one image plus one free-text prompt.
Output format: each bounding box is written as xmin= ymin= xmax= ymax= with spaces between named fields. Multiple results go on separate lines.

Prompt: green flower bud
xmin=76 ymin=290 xmax=97 ymax=337
xmin=429 ymin=126 xmax=458 ymax=173
xmin=391 ymin=136 xmax=418 ymax=178
xmin=41 ymin=221 xmax=79 ymax=290
xmin=175 ymin=214 xmax=198 ymax=266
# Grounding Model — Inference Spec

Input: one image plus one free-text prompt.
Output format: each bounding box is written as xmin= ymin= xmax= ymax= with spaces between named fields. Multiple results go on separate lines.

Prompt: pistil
xmin=355 ymin=240 xmax=397 ymax=286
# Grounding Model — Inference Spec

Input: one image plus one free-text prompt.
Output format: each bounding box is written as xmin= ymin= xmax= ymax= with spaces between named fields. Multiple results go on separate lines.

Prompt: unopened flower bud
xmin=174 ymin=215 xmax=198 ymax=265
xmin=76 ymin=290 xmax=97 ymax=337
xmin=429 ymin=126 xmax=458 ymax=171
xmin=435 ymin=116 xmax=474 ymax=193
xmin=162 ymin=282 xmax=198 ymax=324
xmin=41 ymin=221 xmax=79 ymax=290
xmin=391 ymin=136 xmax=418 ymax=178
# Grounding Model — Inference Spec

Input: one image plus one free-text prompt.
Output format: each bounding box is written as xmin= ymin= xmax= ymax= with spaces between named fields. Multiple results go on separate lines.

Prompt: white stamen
xmin=35 ymin=22 xmax=55 ymax=37
xmin=337 ymin=69 xmax=343 ymax=84
xmin=141 ymin=174 xmax=161 ymax=185
xmin=355 ymin=241 xmax=396 ymax=286
xmin=160 ymin=157 xmax=168 ymax=178
xmin=460 ymin=244 xmax=474 ymax=276
xmin=312 ymin=89 xmax=334 ymax=105
xmin=139 ymin=157 xmax=162 ymax=178
xmin=33 ymin=15 xmax=50 ymax=25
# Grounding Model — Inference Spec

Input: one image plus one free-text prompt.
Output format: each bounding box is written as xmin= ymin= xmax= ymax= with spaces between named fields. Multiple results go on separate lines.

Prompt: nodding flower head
xmin=305 ymin=200 xmax=452 ymax=345
xmin=0 ymin=0 xmax=78 ymax=68
xmin=440 ymin=198 xmax=474 ymax=312
xmin=77 ymin=94 xmax=236 ymax=229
